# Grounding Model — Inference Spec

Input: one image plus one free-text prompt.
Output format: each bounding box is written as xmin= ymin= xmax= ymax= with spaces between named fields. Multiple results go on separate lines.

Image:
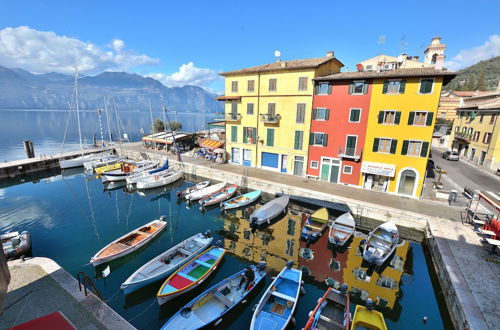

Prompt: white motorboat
xmin=136 ymin=170 xmax=183 ymax=190
xmin=60 ymin=152 xmax=112 ymax=169
xmin=184 ymin=182 xmax=226 ymax=202
xmin=101 ymin=160 xmax=157 ymax=182
xmin=126 ymin=159 xmax=170 ymax=185
xmin=362 ymin=221 xmax=399 ymax=266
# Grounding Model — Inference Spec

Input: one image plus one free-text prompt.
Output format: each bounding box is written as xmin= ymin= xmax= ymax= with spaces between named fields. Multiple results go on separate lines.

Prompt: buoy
xmin=423 ymin=316 xmax=428 ymax=324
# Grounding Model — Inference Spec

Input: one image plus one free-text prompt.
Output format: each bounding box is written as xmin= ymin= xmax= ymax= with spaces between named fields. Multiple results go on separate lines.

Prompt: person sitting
xmin=237 ymin=266 xmax=255 ymax=291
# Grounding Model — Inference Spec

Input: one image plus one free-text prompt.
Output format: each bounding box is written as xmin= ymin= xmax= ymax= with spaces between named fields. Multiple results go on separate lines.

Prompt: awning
xmin=199 ymin=139 xmax=224 ymax=150
xmin=479 ymin=191 xmax=500 ymax=212
xmin=215 ymin=96 xmax=241 ymax=101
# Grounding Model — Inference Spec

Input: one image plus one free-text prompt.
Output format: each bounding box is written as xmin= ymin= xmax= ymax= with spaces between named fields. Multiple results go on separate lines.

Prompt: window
xmin=349 ymin=81 xmax=368 ymax=94
xmin=373 ymin=138 xmax=397 ymax=154
xmin=266 ymin=128 xmax=274 ymax=146
xmin=243 ymin=127 xmax=257 ymax=144
xmin=268 ymin=78 xmax=277 ymax=92
xmin=231 ymin=81 xmax=238 ymax=93
xmin=247 ymin=80 xmax=255 ymax=92
xmin=407 ymin=141 xmax=422 ymax=156
xmin=343 ymin=165 xmax=353 ymax=174
xmin=366 ymin=65 xmax=373 ymax=70
xmin=473 ymin=131 xmax=481 ymax=142
xmin=378 ymin=110 xmax=400 ymax=125
xmin=408 ymin=111 xmax=433 ymax=126
xmin=455 ymin=126 xmax=460 ymax=132
xmin=419 ymin=78 xmax=434 ymax=94
xmin=246 ymin=103 xmax=254 ymax=115
xmin=345 ymin=135 xmax=357 ymax=156
xmin=231 ymin=102 xmax=238 ymax=115
xmin=296 ymin=104 xmax=306 ymax=123
xmin=491 ymin=115 xmax=496 ymax=124
xmin=231 ymin=126 xmax=237 ymax=142
xmin=458 ymin=112 xmax=463 ymax=119
xmin=313 ymin=108 xmax=330 ymax=120
xmin=402 ymin=140 xmax=429 ymax=157
xmin=316 ymin=82 xmax=331 ymax=95
xmin=294 ymin=131 xmax=303 ymax=150
xmin=268 ymin=103 xmax=276 ymax=116
xmin=349 ymin=108 xmax=361 ymax=122
xmin=298 ymin=77 xmax=308 ymax=91
xmin=480 ymin=114 xmax=484 ymax=123
xmin=413 ymin=112 xmax=427 ymax=125
xmin=293 ymin=156 xmax=304 ymax=176
xmin=311 ymin=132 xmax=328 ymax=146
xmin=467 ymin=127 xmax=473 ymax=135
xmin=462 ymin=127 xmax=467 ymax=133
xmin=483 ymin=132 xmax=492 ymax=144
xmin=383 ymin=80 xmax=406 ymax=94
xmin=310 ymin=161 xmax=319 ymax=169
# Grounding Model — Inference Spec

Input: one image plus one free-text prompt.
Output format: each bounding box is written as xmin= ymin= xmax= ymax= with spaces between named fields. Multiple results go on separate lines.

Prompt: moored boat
xmin=95 ymin=161 xmax=123 ymax=175
xmin=176 ymin=181 xmax=210 ymax=199
xmin=249 ymin=195 xmax=289 ymax=226
xmin=185 ymin=182 xmax=226 ymax=202
xmin=101 ymin=160 xmax=157 ymax=182
xmin=221 ymin=190 xmax=261 ymax=211
xmin=304 ymin=285 xmax=350 ymax=330
xmin=2 ymin=231 xmax=31 ymax=259
xmin=121 ymin=231 xmax=213 ymax=294
xmin=157 ymin=245 xmax=225 ymax=305
xmin=83 ymin=155 xmax=119 ymax=172
xmin=362 ymin=221 xmax=399 ymax=266
xmin=250 ymin=261 xmax=302 ymax=330
xmin=350 ymin=300 xmax=387 ymax=330
xmin=90 ymin=216 xmax=167 ymax=266
xmin=328 ymin=213 xmax=356 ymax=247
xmin=199 ymin=184 xmax=238 ymax=207
xmin=60 ymin=152 xmax=111 ymax=169
xmin=136 ymin=170 xmax=183 ymax=190
xmin=126 ymin=159 xmax=170 ymax=185
xmin=301 ymin=208 xmax=329 ymax=242
xmin=162 ymin=262 xmax=267 ymax=329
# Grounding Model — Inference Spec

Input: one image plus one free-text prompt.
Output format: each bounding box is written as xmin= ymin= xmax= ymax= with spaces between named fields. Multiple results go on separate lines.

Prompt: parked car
xmin=441 ymin=151 xmax=459 ymax=161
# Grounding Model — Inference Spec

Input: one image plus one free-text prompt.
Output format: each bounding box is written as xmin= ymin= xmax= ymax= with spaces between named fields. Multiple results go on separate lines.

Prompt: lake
xmin=0 ymin=169 xmax=451 ymax=329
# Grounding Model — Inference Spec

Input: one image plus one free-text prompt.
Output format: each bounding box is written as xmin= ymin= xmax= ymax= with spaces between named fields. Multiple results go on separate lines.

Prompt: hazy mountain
xmin=444 ymin=56 xmax=500 ymax=91
xmin=0 ymin=65 xmax=223 ymax=113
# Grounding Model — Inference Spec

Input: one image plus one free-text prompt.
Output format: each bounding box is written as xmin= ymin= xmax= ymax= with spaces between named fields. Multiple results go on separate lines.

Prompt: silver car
xmin=442 ymin=150 xmax=459 ymax=161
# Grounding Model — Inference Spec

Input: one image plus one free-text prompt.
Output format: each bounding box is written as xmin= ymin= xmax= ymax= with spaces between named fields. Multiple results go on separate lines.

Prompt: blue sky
xmin=1 ymin=0 xmax=499 ymax=93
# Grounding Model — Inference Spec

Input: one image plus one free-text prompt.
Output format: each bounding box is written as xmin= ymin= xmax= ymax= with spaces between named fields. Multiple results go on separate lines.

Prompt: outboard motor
xmin=203 ymin=229 xmax=212 ymax=238
xmin=249 ymin=216 xmax=256 ymax=227
xmin=215 ymin=240 xmax=222 ymax=248
xmin=160 ymin=215 xmax=167 ymax=222
xmin=340 ymin=283 xmax=348 ymax=295
xmin=366 ymin=298 xmax=374 ymax=311
xmin=286 ymin=260 xmax=294 ymax=269
xmin=257 ymin=261 xmax=267 ymax=271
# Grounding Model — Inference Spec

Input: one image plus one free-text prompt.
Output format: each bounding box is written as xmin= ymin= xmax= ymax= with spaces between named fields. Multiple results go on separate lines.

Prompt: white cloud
xmin=0 ymin=26 xmax=159 ymax=74
xmin=446 ymin=34 xmax=500 ymax=70
xmin=147 ymin=62 xmax=221 ymax=88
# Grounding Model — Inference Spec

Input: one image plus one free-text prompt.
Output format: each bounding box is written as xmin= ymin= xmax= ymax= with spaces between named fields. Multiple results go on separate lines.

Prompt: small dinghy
xmin=176 ymin=181 xmax=210 ymax=199
xmin=249 ymin=195 xmax=289 ymax=226
xmin=221 ymin=190 xmax=261 ymax=211
xmin=301 ymin=208 xmax=329 ymax=242
xmin=2 ymin=231 xmax=31 ymax=259
xmin=157 ymin=244 xmax=225 ymax=305
xmin=136 ymin=170 xmax=183 ymax=190
xmin=121 ymin=231 xmax=213 ymax=294
xmin=328 ymin=213 xmax=356 ymax=247
xmin=162 ymin=262 xmax=267 ymax=329
xmin=126 ymin=159 xmax=170 ymax=185
xmin=185 ymin=182 xmax=226 ymax=202
xmin=362 ymin=221 xmax=399 ymax=266
xmin=90 ymin=216 xmax=167 ymax=266
xmin=101 ymin=160 xmax=157 ymax=182
xmin=199 ymin=184 xmax=238 ymax=207
xmin=304 ymin=285 xmax=350 ymax=330
xmin=250 ymin=261 xmax=302 ymax=330
xmin=351 ymin=299 xmax=387 ymax=330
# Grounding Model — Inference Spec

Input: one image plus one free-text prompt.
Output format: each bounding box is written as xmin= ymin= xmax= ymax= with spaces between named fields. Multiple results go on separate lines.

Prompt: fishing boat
xmin=90 ymin=216 xmax=167 ymax=266
xmin=221 ymin=190 xmax=261 ymax=211
xmin=101 ymin=160 xmax=157 ymax=182
xmin=121 ymin=231 xmax=213 ymax=294
xmin=136 ymin=170 xmax=183 ymax=190
xmin=126 ymin=159 xmax=170 ymax=185
xmin=199 ymin=184 xmax=238 ymax=207
xmin=301 ymin=208 xmax=329 ymax=242
xmin=162 ymin=262 xmax=267 ymax=329
xmin=328 ymin=213 xmax=356 ymax=247
xmin=177 ymin=181 xmax=211 ymax=199
xmin=250 ymin=261 xmax=302 ymax=330
xmin=249 ymin=195 xmax=289 ymax=226
xmin=350 ymin=300 xmax=387 ymax=330
xmin=304 ymin=285 xmax=350 ymax=330
xmin=185 ymin=182 xmax=226 ymax=202
xmin=2 ymin=231 xmax=31 ymax=259
xmin=157 ymin=245 xmax=225 ymax=305
xmin=362 ymin=221 xmax=399 ymax=266
xmin=84 ymin=155 xmax=120 ymax=173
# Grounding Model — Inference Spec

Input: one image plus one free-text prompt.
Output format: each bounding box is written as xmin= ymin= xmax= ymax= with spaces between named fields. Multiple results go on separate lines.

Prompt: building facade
xmin=218 ymin=53 xmax=343 ymax=175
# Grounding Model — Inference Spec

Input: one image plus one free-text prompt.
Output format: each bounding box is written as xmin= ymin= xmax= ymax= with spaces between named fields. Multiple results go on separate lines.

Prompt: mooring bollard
xmin=23 ymin=140 xmax=35 ymax=158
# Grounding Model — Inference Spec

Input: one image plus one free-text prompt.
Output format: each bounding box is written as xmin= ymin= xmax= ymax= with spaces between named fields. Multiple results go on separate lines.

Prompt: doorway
xmin=397 ymin=169 xmax=417 ymax=196
xmin=320 ymin=158 xmax=340 ymax=183
xmin=293 ymin=156 xmax=304 ymax=176
xmin=281 ymin=155 xmax=288 ymax=173
xmin=243 ymin=149 xmax=252 ymax=167
xmin=479 ymin=151 xmax=486 ymax=166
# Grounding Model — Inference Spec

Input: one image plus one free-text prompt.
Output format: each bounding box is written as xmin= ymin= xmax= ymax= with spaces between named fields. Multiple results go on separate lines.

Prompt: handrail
xmin=77 ymin=271 xmax=104 ymax=301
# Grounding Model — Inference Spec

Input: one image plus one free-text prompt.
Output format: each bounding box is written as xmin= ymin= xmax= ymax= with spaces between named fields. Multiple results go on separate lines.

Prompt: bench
xmin=195 ymin=260 xmax=213 ymax=268
xmin=214 ymin=290 xmax=233 ymax=307
xmin=178 ymin=248 xmax=193 ymax=256
xmin=271 ymin=291 xmax=296 ymax=303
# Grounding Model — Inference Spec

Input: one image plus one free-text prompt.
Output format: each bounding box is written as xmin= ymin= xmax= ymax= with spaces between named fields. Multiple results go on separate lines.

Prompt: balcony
xmin=454 ymin=132 xmax=471 ymax=142
xmin=338 ymin=147 xmax=363 ymax=161
xmin=260 ymin=113 xmax=281 ymax=125
xmin=224 ymin=113 xmax=242 ymax=122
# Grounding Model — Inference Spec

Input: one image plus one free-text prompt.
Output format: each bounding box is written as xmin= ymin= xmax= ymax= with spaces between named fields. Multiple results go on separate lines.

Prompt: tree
xmin=436 ymin=118 xmax=453 ymax=126
xmin=465 ymin=75 xmax=476 ymax=91
xmin=153 ymin=118 xmax=165 ymax=133
xmin=476 ymin=70 xmax=486 ymax=91
xmin=168 ymin=121 xmax=183 ymax=131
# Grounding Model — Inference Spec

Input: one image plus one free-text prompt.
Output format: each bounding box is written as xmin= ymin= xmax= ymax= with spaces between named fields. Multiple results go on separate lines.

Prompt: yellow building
xmin=218 ymin=52 xmax=343 ymax=176
xmin=450 ymin=92 xmax=500 ymax=170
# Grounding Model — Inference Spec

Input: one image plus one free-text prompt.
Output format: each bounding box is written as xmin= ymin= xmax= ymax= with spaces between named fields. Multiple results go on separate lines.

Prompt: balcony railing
xmin=454 ymin=132 xmax=471 ymax=142
xmin=260 ymin=113 xmax=281 ymax=124
xmin=224 ymin=113 xmax=242 ymax=122
xmin=338 ymin=147 xmax=363 ymax=161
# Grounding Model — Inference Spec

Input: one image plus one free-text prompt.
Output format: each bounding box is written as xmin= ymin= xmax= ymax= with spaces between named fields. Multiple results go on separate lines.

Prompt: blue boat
xmin=221 ymin=190 xmax=262 ymax=210
xmin=162 ymin=263 xmax=267 ymax=329
xmin=250 ymin=262 xmax=302 ymax=330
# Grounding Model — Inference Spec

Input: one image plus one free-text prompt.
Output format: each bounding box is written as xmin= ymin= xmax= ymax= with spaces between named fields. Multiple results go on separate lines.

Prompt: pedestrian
xmin=238 ymin=266 xmax=255 ymax=291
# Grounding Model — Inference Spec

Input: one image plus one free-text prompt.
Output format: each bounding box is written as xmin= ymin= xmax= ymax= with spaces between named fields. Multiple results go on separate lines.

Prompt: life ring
xmin=154 ymin=175 xmax=159 ymax=181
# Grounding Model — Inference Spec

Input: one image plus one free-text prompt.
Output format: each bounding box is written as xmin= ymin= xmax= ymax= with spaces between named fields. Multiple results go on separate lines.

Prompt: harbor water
xmin=0 ymin=170 xmax=451 ymax=329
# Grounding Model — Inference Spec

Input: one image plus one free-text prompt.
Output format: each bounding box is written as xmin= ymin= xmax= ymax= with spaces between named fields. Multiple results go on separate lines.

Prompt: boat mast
xmin=104 ymin=97 xmax=112 ymax=143
xmin=74 ymin=67 xmax=83 ymax=153
xmin=97 ymin=108 xmax=105 ymax=147
xmin=148 ymin=99 xmax=154 ymax=134
xmin=113 ymin=98 xmax=123 ymax=155
xmin=163 ymin=105 xmax=183 ymax=167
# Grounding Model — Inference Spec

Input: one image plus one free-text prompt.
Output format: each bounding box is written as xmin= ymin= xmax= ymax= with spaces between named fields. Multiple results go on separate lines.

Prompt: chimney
xmin=434 ymin=54 xmax=445 ymax=70
xmin=326 ymin=51 xmax=334 ymax=58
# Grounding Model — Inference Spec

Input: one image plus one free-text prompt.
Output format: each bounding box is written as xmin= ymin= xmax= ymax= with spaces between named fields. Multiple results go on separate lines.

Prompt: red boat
xmin=304 ymin=286 xmax=350 ymax=330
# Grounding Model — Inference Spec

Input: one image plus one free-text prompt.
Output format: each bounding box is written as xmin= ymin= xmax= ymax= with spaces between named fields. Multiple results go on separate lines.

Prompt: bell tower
xmin=424 ymin=36 xmax=446 ymax=68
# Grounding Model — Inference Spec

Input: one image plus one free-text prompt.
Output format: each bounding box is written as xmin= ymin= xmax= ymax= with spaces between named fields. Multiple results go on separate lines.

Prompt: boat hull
xmin=60 ymin=153 xmax=109 ymax=169
xmin=221 ymin=190 xmax=262 ymax=210
xmin=136 ymin=170 xmax=183 ymax=190
xmin=362 ymin=221 xmax=399 ymax=266
xmin=2 ymin=231 xmax=31 ymax=259
xmin=328 ymin=213 xmax=355 ymax=247
xmin=250 ymin=195 xmax=289 ymax=226
xmin=177 ymin=181 xmax=210 ymax=199
xmin=199 ymin=185 xmax=237 ymax=206
xmin=185 ymin=182 xmax=226 ymax=202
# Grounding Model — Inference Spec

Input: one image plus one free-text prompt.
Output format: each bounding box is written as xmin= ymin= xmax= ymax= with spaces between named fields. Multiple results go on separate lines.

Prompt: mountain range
xmin=444 ymin=56 xmax=500 ymax=91
xmin=0 ymin=65 xmax=223 ymax=113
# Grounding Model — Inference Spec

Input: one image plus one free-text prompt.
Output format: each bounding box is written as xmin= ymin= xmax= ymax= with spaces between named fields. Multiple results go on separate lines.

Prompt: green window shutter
xmin=426 ymin=112 xmax=434 ymax=126
xmin=294 ymin=131 xmax=303 ymax=150
xmin=231 ymin=126 xmax=237 ymax=142
xmin=378 ymin=111 xmax=384 ymax=124
xmin=401 ymin=140 xmax=409 ymax=155
xmin=348 ymin=83 xmax=354 ymax=94
xmin=390 ymin=139 xmax=398 ymax=154
xmin=395 ymin=111 xmax=401 ymax=124
xmin=312 ymin=108 xmax=317 ymax=120
xmin=327 ymin=83 xmax=332 ymax=95
xmin=314 ymin=84 xmax=320 ymax=95
xmin=323 ymin=134 xmax=328 ymax=146
xmin=421 ymin=142 xmax=429 ymax=157
xmin=325 ymin=109 xmax=330 ymax=120
xmin=399 ymin=80 xmax=406 ymax=93
xmin=309 ymin=132 xmax=314 ymax=145
xmin=382 ymin=81 xmax=389 ymax=94
xmin=408 ymin=112 xmax=415 ymax=125
xmin=373 ymin=138 xmax=379 ymax=152
xmin=363 ymin=82 xmax=368 ymax=94
xmin=267 ymin=128 xmax=274 ymax=146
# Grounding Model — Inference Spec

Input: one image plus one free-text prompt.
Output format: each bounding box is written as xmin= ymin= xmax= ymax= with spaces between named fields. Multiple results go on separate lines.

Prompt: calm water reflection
xmin=0 ymin=171 xmax=448 ymax=329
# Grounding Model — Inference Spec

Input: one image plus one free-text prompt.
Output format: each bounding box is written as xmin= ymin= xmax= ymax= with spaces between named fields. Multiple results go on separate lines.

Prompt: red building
xmin=307 ymin=78 xmax=372 ymax=185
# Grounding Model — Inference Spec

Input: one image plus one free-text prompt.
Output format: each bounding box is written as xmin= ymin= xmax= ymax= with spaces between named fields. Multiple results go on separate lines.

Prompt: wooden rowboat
xmin=350 ymin=302 xmax=387 ymax=330
xmin=304 ymin=286 xmax=350 ymax=330
xmin=362 ymin=221 xmax=399 ymax=266
xmin=177 ymin=181 xmax=211 ymax=199
xmin=328 ymin=213 xmax=355 ymax=247
xmin=157 ymin=245 xmax=225 ymax=305
xmin=90 ymin=217 xmax=167 ymax=266
xmin=185 ymin=182 xmax=226 ymax=202
xmin=199 ymin=184 xmax=238 ymax=207
xmin=301 ymin=208 xmax=329 ymax=242
xmin=221 ymin=190 xmax=261 ymax=211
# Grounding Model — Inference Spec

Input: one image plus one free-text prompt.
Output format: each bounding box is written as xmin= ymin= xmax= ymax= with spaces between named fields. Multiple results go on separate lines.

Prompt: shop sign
xmin=361 ymin=161 xmax=396 ymax=177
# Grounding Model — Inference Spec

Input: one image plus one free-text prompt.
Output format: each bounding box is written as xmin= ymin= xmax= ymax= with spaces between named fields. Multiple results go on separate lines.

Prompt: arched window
xmin=431 ymin=53 xmax=438 ymax=64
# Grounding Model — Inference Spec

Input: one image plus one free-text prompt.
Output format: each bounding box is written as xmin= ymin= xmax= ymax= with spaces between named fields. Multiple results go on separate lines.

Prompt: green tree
xmin=153 ymin=118 xmax=165 ymax=133
xmin=168 ymin=121 xmax=183 ymax=131
xmin=465 ymin=75 xmax=476 ymax=90
xmin=476 ymin=70 xmax=486 ymax=91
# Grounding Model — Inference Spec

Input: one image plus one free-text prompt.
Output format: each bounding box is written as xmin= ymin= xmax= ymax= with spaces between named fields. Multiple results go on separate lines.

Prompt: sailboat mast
xmin=163 ymin=105 xmax=183 ymax=166
xmin=74 ymin=67 xmax=83 ymax=153
xmin=104 ymin=97 xmax=112 ymax=143
xmin=113 ymin=98 xmax=123 ymax=154
xmin=148 ymin=99 xmax=154 ymax=134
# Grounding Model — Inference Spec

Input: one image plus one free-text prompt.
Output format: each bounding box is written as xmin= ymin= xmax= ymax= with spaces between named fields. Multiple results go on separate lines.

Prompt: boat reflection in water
xmin=219 ymin=202 xmax=411 ymax=321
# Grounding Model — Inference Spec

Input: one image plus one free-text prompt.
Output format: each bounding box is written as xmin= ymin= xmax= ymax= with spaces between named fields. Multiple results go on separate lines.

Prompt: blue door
xmin=261 ymin=152 xmax=279 ymax=168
